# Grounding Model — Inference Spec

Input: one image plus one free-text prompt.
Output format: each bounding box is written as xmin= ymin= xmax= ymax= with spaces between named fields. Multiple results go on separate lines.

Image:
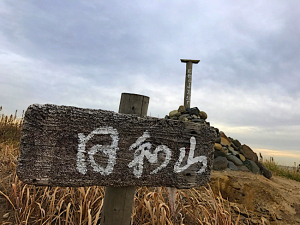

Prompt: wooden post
xmin=100 ymin=93 xmax=149 ymax=225
xmin=181 ymin=59 xmax=200 ymax=109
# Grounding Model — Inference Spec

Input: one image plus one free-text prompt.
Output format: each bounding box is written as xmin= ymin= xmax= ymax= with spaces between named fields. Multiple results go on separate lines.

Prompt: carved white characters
xmin=76 ymin=127 xmax=207 ymax=177
xmin=76 ymin=126 xmax=119 ymax=175
xmin=174 ymin=136 xmax=207 ymax=174
xmin=127 ymin=131 xmax=171 ymax=178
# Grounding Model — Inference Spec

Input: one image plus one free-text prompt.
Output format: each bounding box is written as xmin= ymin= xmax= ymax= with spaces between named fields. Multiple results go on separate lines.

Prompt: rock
xmin=220 ymin=146 xmax=229 ymax=154
xmin=178 ymin=105 xmax=186 ymax=113
xmin=191 ymin=118 xmax=204 ymax=123
xmin=238 ymin=166 xmax=250 ymax=172
xmin=213 ymin=156 xmax=228 ymax=171
xmin=185 ymin=107 xmax=191 ymax=114
xmin=199 ymin=111 xmax=207 ymax=120
xmin=226 ymin=155 xmax=243 ymax=166
xmin=244 ymin=159 xmax=260 ymax=174
xmin=232 ymin=139 xmax=241 ymax=148
xmin=221 ymin=137 xmax=231 ymax=146
xmin=219 ymin=131 xmax=228 ymax=139
xmin=189 ymin=107 xmax=200 ymax=116
xmin=3 ymin=213 xmax=10 ymax=219
xmin=191 ymin=114 xmax=198 ymax=119
xmin=214 ymin=150 xmax=227 ymax=158
xmin=240 ymin=144 xmax=258 ymax=162
xmin=238 ymin=154 xmax=246 ymax=162
xmin=169 ymin=110 xmax=181 ymax=118
xmin=228 ymin=146 xmax=239 ymax=156
xmin=179 ymin=117 xmax=189 ymax=122
xmin=256 ymin=161 xmax=272 ymax=179
xmin=215 ymin=137 xmax=221 ymax=143
xmin=214 ymin=128 xmax=220 ymax=136
xmin=228 ymin=161 xmax=239 ymax=171
xmin=230 ymin=142 xmax=239 ymax=151
xmin=214 ymin=143 xmax=223 ymax=151
xmin=178 ymin=114 xmax=190 ymax=121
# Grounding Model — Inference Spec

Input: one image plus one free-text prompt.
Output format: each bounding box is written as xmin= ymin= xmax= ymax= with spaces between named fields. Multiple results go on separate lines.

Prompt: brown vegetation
xmin=1 ymin=109 xmax=300 ymax=224
xmin=0 ymin=109 xmax=238 ymax=224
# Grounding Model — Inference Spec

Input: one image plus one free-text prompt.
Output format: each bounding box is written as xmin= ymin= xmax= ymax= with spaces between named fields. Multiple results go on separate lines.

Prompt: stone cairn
xmin=166 ymin=105 xmax=272 ymax=179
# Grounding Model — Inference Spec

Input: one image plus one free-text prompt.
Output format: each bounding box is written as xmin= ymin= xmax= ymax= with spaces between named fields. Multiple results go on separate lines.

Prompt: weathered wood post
xmin=181 ymin=59 xmax=200 ymax=109
xmin=100 ymin=93 xmax=149 ymax=225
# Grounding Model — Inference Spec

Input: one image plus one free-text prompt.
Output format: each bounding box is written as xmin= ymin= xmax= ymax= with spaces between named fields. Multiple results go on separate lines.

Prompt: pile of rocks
xmin=166 ymin=106 xmax=210 ymax=124
xmin=166 ymin=105 xmax=272 ymax=179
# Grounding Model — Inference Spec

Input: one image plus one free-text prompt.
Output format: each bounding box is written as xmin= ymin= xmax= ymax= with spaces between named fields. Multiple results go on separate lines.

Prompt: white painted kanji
xmin=128 ymin=131 xmax=172 ymax=178
xmin=76 ymin=127 xmax=207 ymax=177
xmin=174 ymin=137 xmax=207 ymax=174
xmin=76 ymin=127 xmax=119 ymax=175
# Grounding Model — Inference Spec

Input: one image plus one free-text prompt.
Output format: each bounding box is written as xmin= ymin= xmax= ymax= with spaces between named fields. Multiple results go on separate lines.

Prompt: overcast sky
xmin=1 ymin=0 xmax=299 ymax=165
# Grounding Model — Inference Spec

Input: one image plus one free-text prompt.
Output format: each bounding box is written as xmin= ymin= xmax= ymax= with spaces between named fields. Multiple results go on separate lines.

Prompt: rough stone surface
xmin=240 ymin=144 xmax=258 ymax=162
xmin=191 ymin=115 xmax=198 ymax=119
xmin=228 ymin=161 xmax=239 ymax=171
xmin=238 ymin=166 xmax=250 ymax=172
xmin=213 ymin=157 xmax=228 ymax=171
xmin=169 ymin=110 xmax=181 ymax=118
xmin=219 ymin=131 xmax=228 ymax=139
xmin=226 ymin=155 xmax=243 ymax=166
xmin=238 ymin=154 xmax=246 ymax=162
xmin=244 ymin=160 xmax=260 ymax=174
xmin=165 ymin=105 xmax=272 ymax=180
xmin=191 ymin=118 xmax=204 ymax=123
xmin=178 ymin=114 xmax=190 ymax=121
xmin=214 ymin=128 xmax=220 ymax=136
xmin=178 ymin=105 xmax=186 ymax=113
xmin=230 ymin=142 xmax=239 ymax=151
xmin=199 ymin=111 xmax=207 ymax=120
xmin=214 ymin=150 xmax=227 ymax=158
xmin=256 ymin=161 xmax=272 ymax=179
xmin=232 ymin=139 xmax=241 ymax=148
xmin=189 ymin=107 xmax=200 ymax=116
xmin=228 ymin=146 xmax=239 ymax=156
xmin=221 ymin=137 xmax=231 ymax=146
xmin=214 ymin=143 xmax=223 ymax=151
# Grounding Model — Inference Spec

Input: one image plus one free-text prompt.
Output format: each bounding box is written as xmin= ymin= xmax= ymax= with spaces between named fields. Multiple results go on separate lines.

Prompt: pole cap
xmin=180 ymin=59 xmax=200 ymax=64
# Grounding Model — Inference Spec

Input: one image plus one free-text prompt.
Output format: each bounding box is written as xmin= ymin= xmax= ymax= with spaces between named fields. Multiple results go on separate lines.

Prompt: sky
xmin=1 ymin=0 xmax=299 ymax=166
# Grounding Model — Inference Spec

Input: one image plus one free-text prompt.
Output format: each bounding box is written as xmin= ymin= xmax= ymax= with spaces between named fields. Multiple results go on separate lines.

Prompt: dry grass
xmin=264 ymin=158 xmax=300 ymax=182
xmin=0 ymin=109 xmax=241 ymax=224
xmin=1 ymin=174 xmax=104 ymax=224
xmin=1 ymin=175 xmax=239 ymax=224
xmin=0 ymin=108 xmax=23 ymax=147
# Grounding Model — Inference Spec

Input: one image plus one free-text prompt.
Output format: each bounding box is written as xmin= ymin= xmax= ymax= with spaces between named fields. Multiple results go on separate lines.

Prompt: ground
xmin=1 ymin=169 xmax=300 ymax=224
xmin=209 ymin=170 xmax=300 ymax=224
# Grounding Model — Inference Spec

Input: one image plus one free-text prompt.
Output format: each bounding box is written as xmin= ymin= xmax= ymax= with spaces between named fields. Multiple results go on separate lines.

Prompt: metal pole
xmin=180 ymin=59 xmax=200 ymax=109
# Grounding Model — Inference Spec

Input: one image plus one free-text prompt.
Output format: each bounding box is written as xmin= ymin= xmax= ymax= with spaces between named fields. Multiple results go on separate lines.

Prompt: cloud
xmin=1 ymin=0 xmax=300 ymax=165
xmin=254 ymin=148 xmax=300 ymax=166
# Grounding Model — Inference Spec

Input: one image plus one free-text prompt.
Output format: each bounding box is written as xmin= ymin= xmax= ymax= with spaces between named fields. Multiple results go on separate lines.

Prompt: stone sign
xmin=17 ymin=104 xmax=217 ymax=189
